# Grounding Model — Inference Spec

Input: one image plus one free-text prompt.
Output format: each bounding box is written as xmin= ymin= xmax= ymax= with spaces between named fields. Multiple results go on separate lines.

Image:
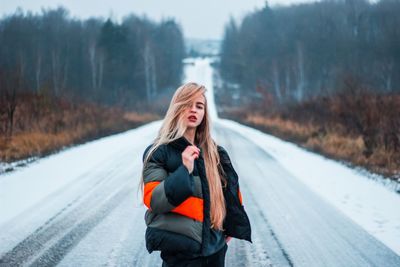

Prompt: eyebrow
xmin=196 ymin=101 xmax=205 ymax=106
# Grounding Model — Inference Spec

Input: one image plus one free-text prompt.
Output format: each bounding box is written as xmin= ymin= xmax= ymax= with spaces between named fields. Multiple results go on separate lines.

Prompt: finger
xmin=189 ymin=151 xmax=199 ymax=159
xmin=191 ymin=145 xmax=200 ymax=152
xmin=186 ymin=146 xmax=200 ymax=155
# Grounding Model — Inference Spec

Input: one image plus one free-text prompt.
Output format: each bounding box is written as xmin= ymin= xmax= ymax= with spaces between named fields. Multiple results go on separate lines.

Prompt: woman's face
xmin=185 ymin=94 xmax=205 ymax=129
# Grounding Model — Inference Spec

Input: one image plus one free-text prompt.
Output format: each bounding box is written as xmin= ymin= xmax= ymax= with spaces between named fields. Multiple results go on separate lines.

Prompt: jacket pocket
xmin=145 ymin=227 xmax=201 ymax=254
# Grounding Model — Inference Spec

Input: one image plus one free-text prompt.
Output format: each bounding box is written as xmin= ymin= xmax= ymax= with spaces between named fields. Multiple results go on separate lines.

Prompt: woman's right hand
xmin=182 ymin=145 xmax=200 ymax=174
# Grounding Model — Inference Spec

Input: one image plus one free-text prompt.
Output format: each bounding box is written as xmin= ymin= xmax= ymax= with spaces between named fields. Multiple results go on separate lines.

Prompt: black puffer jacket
xmin=142 ymin=135 xmax=252 ymax=256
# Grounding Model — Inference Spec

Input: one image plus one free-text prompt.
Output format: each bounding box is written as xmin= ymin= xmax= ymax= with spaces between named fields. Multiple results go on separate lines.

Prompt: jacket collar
xmin=169 ymin=135 xmax=203 ymax=156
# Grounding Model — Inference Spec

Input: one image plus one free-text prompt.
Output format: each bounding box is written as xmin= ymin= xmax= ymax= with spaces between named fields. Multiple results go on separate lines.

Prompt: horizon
xmin=1 ymin=0 xmax=320 ymax=40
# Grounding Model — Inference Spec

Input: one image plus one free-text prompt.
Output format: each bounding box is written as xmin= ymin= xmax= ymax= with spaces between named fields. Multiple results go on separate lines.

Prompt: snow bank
xmin=216 ymin=118 xmax=400 ymax=255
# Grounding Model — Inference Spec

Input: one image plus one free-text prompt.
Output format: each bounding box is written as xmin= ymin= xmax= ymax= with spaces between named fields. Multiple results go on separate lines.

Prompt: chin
xmin=187 ymin=122 xmax=198 ymax=128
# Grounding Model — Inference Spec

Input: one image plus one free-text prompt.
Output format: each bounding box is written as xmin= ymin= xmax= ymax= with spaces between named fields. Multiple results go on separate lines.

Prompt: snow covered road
xmin=1 ymin=120 xmax=399 ymax=266
xmin=1 ymin=57 xmax=400 ymax=266
xmin=215 ymin=124 xmax=400 ymax=267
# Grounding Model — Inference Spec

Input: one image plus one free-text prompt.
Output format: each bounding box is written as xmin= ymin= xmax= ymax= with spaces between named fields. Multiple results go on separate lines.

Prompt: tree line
xmin=219 ymin=0 xmax=400 ymax=105
xmin=0 ymin=7 xmax=185 ymax=109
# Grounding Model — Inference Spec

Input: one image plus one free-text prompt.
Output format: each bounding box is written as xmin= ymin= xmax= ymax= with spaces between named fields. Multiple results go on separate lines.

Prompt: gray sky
xmin=1 ymin=0 xmax=317 ymax=39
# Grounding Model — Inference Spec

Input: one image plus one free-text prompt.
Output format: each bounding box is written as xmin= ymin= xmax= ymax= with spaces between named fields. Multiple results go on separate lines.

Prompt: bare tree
xmin=143 ymin=41 xmax=157 ymax=103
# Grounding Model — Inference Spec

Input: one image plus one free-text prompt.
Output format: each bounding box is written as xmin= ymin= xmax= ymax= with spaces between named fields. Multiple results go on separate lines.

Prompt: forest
xmin=218 ymin=0 xmax=400 ymax=179
xmin=0 ymin=7 xmax=185 ymax=162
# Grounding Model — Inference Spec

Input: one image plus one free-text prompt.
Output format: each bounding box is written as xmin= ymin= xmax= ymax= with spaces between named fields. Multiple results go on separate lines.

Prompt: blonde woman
xmin=140 ymin=82 xmax=252 ymax=267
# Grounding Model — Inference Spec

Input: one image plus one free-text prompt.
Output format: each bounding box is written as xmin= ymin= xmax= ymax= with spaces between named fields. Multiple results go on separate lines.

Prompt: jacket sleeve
xmin=218 ymin=145 xmax=244 ymax=205
xmin=142 ymin=144 xmax=194 ymax=214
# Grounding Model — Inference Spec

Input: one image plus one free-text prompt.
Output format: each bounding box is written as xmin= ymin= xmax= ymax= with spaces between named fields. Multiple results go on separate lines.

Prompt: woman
xmin=140 ymin=82 xmax=252 ymax=267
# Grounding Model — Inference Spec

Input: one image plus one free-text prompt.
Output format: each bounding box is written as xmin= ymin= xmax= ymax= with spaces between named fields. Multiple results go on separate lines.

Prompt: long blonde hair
xmin=140 ymin=82 xmax=227 ymax=230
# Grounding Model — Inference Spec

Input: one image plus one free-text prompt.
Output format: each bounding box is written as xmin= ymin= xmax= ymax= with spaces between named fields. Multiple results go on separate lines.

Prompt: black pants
xmin=161 ymin=243 xmax=228 ymax=267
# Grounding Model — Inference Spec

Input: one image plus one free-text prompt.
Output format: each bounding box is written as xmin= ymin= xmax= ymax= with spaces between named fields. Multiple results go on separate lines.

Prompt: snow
xmin=0 ymin=57 xmax=399 ymax=259
xmin=0 ymin=120 xmax=161 ymax=226
xmin=183 ymin=57 xmax=218 ymax=120
xmin=216 ymin=118 xmax=400 ymax=256
xmin=186 ymin=56 xmax=400 ymax=256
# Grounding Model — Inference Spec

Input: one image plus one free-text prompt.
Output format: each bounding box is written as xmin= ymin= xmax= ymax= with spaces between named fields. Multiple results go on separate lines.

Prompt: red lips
xmin=188 ymin=115 xmax=197 ymax=121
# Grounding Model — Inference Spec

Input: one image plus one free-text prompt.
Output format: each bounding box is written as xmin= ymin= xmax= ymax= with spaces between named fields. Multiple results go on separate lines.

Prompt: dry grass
xmin=224 ymin=95 xmax=400 ymax=179
xmin=123 ymin=111 xmax=159 ymax=123
xmin=246 ymin=113 xmax=366 ymax=162
xmin=246 ymin=114 xmax=318 ymax=142
xmin=0 ymin=93 xmax=161 ymax=162
xmin=0 ymin=132 xmax=67 ymax=161
xmin=305 ymin=132 xmax=365 ymax=160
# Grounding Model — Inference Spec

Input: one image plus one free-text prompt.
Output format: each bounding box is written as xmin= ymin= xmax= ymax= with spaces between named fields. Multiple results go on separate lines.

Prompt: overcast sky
xmin=1 ymin=0 xmax=317 ymax=40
